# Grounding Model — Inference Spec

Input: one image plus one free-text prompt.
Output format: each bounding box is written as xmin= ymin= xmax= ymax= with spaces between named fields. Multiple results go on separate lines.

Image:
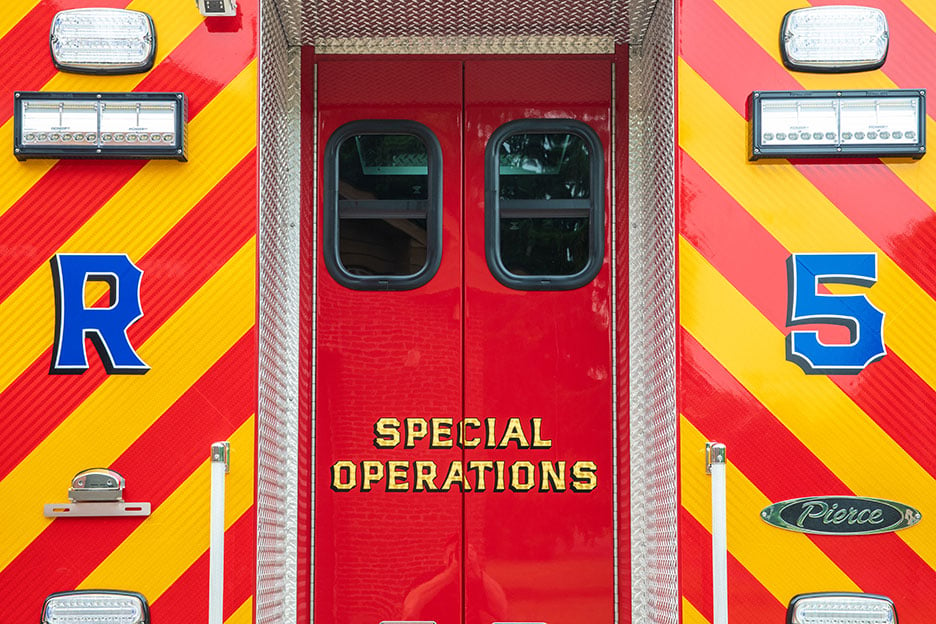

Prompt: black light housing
xmin=14 ymin=91 xmax=187 ymax=162
xmin=750 ymin=89 xmax=925 ymax=160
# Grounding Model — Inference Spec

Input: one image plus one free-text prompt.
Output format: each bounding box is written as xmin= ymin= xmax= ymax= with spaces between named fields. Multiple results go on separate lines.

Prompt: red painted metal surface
xmin=314 ymin=59 xmax=465 ymax=624
xmin=463 ymin=59 xmax=615 ymax=623
xmin=312 ymin=56 xmax=616 ymax=624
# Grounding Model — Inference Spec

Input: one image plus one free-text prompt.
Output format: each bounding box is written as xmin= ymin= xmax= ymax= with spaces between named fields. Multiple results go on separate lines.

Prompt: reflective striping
xmin=708 ymin=0 xmax=936 ymax=218
xmin=0 ymin=153 xmax=256 ymax=483
xmin=901 ymin=0 xmax=936 ymax=33
xmin=80 ymin=416 xmax=254 ymax=596
xmin=713 ymin=0 xmax=895 ymax=90
xmin=224 ymin=598 xmax=254 ymax=624
xmin=678 ymin=149 xmax=936 ymax=483
xmin=43 ymin=0 xmax=205 ymax=93
xmin=680 ymin=236 xmax=936 ymax=565
xmin=678 ymin=59 xmax=936 ymax=392
xmin=0 ymin=61 xmax=258 ymax=397
xmin=683 ymin=597 xmax=711 ymax=624
xmin=0 ymin=0 xmax=43 ymax=41
xmin=0 ymin=238 xmax=255 ymax=570
xmin=680 ymin=415 xmax=860 ymax=601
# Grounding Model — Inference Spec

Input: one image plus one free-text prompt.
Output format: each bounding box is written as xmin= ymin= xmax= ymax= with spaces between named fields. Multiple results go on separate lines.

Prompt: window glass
xmin=486 ymin=121 xmax=604 ymax=290
xmin=324 ymin=121 xmax=442 ymax=290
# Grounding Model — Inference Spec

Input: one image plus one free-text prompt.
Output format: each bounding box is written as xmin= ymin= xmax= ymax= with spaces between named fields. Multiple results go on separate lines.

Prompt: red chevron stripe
xmin=0 ymin=330 xmax=254 ymax=623
xmin=679 ymin=507 xmax=785 ymax=623
xmin=0 ymin=149 xmax=256 ymax=481
xmin=811 ymin=0 xmax=936 ymax=117
xmin=679 ymin=150 xmax=936 ymax=478
xmin=0 ymin=0 xmax=258 ymax=306
xmin=0 ymin=0 xmax=131 ymax=120
xmin=679 ymin=0 xmax=936 ymax=301
xmin=151 ymin=509 xmax=255 ymax=623
xmin=681 ymin=331 xmax=936 ymax=620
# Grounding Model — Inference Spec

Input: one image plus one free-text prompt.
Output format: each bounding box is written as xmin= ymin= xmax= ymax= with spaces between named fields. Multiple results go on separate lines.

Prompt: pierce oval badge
xmin=761 ymin=496 xmax=921 ymax=535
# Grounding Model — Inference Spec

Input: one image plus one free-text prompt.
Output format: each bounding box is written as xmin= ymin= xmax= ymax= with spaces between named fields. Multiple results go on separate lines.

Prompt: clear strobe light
xmin=788 ymin=593 xmax=896 ymax=624
xmin=42 ymin=591 xmax=149 ymax=624
xmin=781 ymin=6 xmax=889 ymax=72
xmin=50 ymin=9 xmax=156 ymax=75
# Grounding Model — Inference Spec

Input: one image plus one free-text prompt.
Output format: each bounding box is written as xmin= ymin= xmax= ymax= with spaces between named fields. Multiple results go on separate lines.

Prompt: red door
xmin=311 ymin=57 xmax=615 ymax=624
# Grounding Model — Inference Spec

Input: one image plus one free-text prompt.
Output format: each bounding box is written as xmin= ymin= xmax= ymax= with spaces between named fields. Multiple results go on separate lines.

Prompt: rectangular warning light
xmin=750 ymin=90 xmax=925 ymax=160
xmin=14 ymin=92 xmax=187 ymax=161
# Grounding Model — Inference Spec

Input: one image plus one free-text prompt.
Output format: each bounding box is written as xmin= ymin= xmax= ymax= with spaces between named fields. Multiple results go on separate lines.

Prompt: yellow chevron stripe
xmin=681 ymin=415 xmax=860 ymax=600
xmin=680 ymin=236 xmax=936 ymax=567
xmin=0 ymin=2 xmax=215 ymax=222
xmin=0 ymin=238 xmax=255 ymax=570
xmin=226 ymin=598 xmax=254 ymax=624
xmin=683 ymin=597 xmax=710 ymax=624
xmin=900 ymin=0 xmax=936 ymax=36
xmin=80 ymin=416 xmax=255 ymax=596
xmin=45 ymin=0 xmax=204 ymax=92
xmin=709 ymin=0 xmax=936 ymax=211
xmin=0 ymin=1 xmax=42 ymax=41
xmin=678 ymin=58 xmax=936 ymax=391
xmin=0 ymin=60 xmax=257 ymax=397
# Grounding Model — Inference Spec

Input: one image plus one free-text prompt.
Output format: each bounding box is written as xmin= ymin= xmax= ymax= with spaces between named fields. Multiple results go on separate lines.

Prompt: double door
xmin=312 ymin=57 xmax=617 ymax=624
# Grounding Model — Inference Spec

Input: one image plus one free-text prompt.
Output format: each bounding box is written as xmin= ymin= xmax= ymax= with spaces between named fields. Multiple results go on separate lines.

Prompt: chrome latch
xmin=45 ymin=468 xmax=151 ymax=518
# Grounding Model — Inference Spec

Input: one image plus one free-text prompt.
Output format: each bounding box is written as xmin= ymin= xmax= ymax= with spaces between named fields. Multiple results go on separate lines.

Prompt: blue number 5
xmin=786 ymin=253 xmax=886 ymax=374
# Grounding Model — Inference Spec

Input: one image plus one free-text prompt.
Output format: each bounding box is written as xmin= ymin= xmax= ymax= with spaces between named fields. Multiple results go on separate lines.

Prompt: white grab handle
xmin=707 ymin=442 xmax=728 ymax=624
xmin=209 ymin=442 xmax=230 ymax=624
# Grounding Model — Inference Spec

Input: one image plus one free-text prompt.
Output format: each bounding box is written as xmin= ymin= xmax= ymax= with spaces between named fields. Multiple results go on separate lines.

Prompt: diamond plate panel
xmin=628 ymin=1 xmax=678 ymax=623
xmin=271 ymin=0 xmax=661 ymax=49
xmin=258 ymin=0 xmax=302 ymax=623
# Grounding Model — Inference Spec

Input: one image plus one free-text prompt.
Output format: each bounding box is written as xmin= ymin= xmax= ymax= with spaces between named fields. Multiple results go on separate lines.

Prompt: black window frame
xmin=485 ymin=118 xmax=605 ymax=291
xmin=323 ymin=119 xmax=443 ymax=291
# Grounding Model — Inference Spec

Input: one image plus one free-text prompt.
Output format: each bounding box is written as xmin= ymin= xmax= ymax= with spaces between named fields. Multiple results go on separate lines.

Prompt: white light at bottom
xmin=42 ymin=592 xmax=147 ymax=624
xmin=789 ymin=593 xmax=896 ymax=624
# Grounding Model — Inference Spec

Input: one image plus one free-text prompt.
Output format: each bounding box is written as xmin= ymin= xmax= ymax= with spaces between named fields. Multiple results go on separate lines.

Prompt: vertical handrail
xmin=209 ymin=442 xmax=230 ymax=624
xmin=706 ymin=442 xmax=728 ymax=624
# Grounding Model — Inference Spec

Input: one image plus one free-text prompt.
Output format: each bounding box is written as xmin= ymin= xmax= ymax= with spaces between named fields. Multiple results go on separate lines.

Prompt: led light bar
xmin=42 ymin=591 xmax=149 ymax=624
xmin=750 ymin=89 xmax=925 ymax=160
xmin=50 ymin=9 xmax=156 ymax=75
xmin=14 ymin=92 xmax=187 ymax=161
xmin=781 ymin=6 xmax=889 ymax=73
xmin=787 ymin=593 xmax=897 ymax=624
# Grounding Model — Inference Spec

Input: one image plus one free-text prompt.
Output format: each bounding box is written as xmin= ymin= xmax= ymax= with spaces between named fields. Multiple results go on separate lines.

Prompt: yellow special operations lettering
xmin=331 ymin=460 xmax=357 ymax=491
xmin=360 ymin=461 xmax=384 ymax=491
xmin=405 ymin=418 xmax=429 ymax=448
xmin=440 ymin=461 xmax=469 ymax=491
xmin=540 ymin=460 xmax=566 ymax=492
xmin=330 ymin=459 xmax=598 ymax=493
xmin=430 ymin=418 xmax=454 ymax=449
xmin=414 ymin=461 xmax=439 ymax=492
xmin=339 ymin=417 xmax=592 ymax=493
xmin=386 ymin=460 xmax=409 ymax=492
xmin=466 ymin=460 xmax=494 ymax=490
xmin=509 ymin=461 xmax=536 ymax=491
xmin=458 ymin=418 xmax=482 ymax=448
xmin=570 ymin=461 xmax=598 ymax=492
xmin=373 ymin=417 xmax=401 ymax=448
xmin=372 ymin=417 xmax=553 ymax=450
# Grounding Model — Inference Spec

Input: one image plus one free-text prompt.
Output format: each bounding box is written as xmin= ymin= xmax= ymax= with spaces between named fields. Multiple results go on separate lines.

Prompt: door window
xmin=485 ymin=119 xmax=604 ymax=290
xmin=323 ymin=120 xmax=443 ymax=290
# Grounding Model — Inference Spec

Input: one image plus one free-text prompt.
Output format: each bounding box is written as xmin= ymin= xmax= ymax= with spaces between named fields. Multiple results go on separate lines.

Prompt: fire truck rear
xmin=0 ymin=1 xmax=933 ymax=624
